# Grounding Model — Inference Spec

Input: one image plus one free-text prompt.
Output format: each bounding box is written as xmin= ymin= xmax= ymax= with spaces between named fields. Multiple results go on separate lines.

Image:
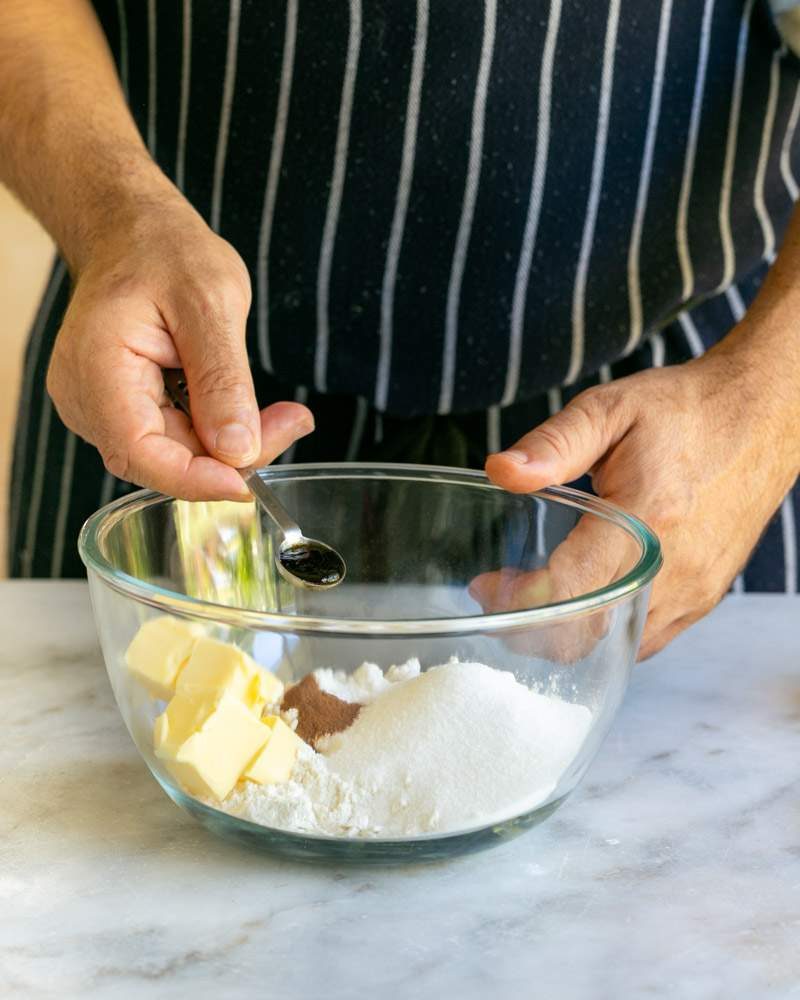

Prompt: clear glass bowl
xmin=78 ymin=463 xmax=661 ymax=863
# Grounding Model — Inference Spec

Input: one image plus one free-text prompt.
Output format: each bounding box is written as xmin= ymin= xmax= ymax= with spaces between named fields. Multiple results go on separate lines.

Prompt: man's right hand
xmin=46 ymin=194 xmax=314 ymax=500
xmin=0 ymin=1 xmax=311 ymax=500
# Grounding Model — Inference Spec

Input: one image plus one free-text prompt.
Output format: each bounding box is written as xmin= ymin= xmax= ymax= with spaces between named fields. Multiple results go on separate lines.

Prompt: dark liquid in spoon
xmin=279 ymin=543 xmax=345 ymax=587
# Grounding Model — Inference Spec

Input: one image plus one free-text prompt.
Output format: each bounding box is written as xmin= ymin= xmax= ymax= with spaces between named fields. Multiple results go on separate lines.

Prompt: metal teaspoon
xmin=162 ymin=368 xmax=346 ymax=590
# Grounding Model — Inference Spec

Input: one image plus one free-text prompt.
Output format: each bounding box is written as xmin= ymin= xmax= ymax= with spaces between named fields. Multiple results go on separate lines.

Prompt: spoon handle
xmin=161 ymin=368 xmax=302 ymax=545
xmin=239 ymin=467 xmax=302 ymax=544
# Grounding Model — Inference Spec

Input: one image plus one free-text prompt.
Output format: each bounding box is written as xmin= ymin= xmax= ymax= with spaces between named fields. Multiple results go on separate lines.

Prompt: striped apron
xmin=7 ymin=0 xmax=800 ymax=590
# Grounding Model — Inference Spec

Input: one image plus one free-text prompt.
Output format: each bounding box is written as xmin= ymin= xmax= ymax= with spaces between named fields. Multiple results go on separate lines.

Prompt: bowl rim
xmin=78 ymin=462 xmax=662 ymax=635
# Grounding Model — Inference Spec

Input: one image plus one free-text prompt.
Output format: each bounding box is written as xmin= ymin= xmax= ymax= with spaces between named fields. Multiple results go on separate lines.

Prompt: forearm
xmin=0 ymin=0 xmax=178 ymax=274
xmin=708 ymin=202 xmax=800 ymax=475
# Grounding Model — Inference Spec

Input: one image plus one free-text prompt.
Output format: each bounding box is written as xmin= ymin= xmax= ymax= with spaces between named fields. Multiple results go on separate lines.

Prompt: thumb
xmin=485 ymin=388 xmax=624 ymax=493
xmin=170 ymin=279 xmax=262 ymax=467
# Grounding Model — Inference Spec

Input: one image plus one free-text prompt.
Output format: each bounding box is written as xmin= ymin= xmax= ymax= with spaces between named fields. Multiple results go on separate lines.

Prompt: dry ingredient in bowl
xmin=224 ymin=659 xmax=592 ymax=838
xmin=122 ymin=619 xmax=593 ymax=839
xmin=281 ymin=674 xmax=361 ymax=747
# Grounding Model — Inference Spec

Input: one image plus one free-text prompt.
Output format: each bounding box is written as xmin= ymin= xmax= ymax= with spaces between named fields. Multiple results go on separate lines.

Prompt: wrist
xmin=61 ymin=147 xmax=191 ymax=276
xmin=701 ymin=328 xmax=800 ymax=478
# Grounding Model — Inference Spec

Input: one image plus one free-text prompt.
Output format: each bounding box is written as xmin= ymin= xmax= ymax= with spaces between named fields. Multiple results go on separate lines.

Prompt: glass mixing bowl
xmin=78 ymin=463 xmax=661 ymax=863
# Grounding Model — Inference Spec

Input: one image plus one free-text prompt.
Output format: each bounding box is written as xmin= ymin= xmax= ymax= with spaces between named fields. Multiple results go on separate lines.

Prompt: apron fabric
xmin=6 ymin=0 xmax=800 ymax=589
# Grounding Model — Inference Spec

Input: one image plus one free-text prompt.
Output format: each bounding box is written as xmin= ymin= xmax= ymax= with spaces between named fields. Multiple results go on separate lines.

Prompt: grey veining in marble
xmin=2 ymin=582 xmax=799 ymax=999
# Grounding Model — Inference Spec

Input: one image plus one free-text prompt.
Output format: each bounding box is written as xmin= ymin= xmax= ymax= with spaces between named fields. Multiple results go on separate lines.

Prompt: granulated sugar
xmin=313 ymin=658 xmax=421 ymax=703
xmin=224 ymin=659 xmax=592 ymax=838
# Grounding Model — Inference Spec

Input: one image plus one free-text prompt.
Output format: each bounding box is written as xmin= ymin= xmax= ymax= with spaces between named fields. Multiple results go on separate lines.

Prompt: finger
xmin=638 ymin=622 xmax=680 ymax=661
xmin=172 ymin=278 xmax=260 ymax=465
xmin=168 ymin=277 xmax=311 ymax=468
xmin=543 ymin=513 xmax=632 ymax=603
xmin=485 ymin=387 xmax=628 ymax=493
xmin=468 ymin=511 xmax=638 ymax=663
xmin=124 ymin=434 xmax=253 ymax=500
xmin=255 ymin=402 xmax=315 ymax=466
xmin=90 ymin=353 xmax=252 ymax=500
xmin=160 ymin=405 xmax=205 ymax=454
xmin=470 ymin=514 xmax=630 ymax=613
xmin=161 ymin=398 xmax=314 ymax=467
xmin=637 ymin=601 xmax=702 ymax=662
xmin=469 ymin=567 xmax=552 ymax=613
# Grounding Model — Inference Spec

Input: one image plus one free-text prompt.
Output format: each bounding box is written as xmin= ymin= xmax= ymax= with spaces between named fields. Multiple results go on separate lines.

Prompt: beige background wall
xmin=0 ymin=186 xmax=54 ymax=577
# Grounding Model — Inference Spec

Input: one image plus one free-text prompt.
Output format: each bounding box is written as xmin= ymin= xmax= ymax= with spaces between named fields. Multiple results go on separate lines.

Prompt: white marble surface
xmin=2 ymin=582 xmax=799 ymax=999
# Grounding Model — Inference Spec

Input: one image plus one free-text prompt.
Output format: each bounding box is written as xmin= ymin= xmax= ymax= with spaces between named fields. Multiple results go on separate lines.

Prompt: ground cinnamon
xmin=282 ymin=675 xmax=361 ymax=747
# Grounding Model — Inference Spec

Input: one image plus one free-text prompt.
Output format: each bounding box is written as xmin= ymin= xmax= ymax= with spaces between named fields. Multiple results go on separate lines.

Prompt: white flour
xmin=224 ymin=659 xmax=592 ymax=838
xmin=313 ymin=658 xmax=421 ymax=703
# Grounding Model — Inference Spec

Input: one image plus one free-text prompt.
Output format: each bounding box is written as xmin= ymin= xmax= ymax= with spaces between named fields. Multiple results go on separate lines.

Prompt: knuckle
xmin=191 ymin=357 xmax=251 ymax=402
xmin=574 ymin=384 xmax=607 ymax=412
xmin=100 ymin=445 xmax=131 ymax=482
xmin=536 ymin=422 xmax=573 ymax=465
xmin=45 ymin=350 xmax=82 ymax=433
xmin=698 ymin=593 xmax=719 ymax=617
xmin=573 ymin=385 xmax=616 ymax=433
xmin=193 ymin=271 xmax=250 ymax=322
xmin=93 ymin=268 xmax=145 ymax=302
xmin=45 ymin=359 xmax=61 ymax=403
xmin=651 ymin=488 xmax=691 ymax=533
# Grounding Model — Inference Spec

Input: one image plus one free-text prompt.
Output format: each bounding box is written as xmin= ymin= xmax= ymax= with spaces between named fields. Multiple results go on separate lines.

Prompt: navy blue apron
xmin=8 ymin=0 xmax=799 ymax=589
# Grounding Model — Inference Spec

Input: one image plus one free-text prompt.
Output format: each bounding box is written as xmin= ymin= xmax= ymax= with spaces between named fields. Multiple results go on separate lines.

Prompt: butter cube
xmin=255 ymin=668 xmax=284 ymax=709
xmin=125 ymin=616 xmax=203 ymax=699
xmin=153 ymin=690 xmax=219 ymax=756
xmin=243 ymin=716 xmax=304 ymax=785
xmin=154 ymin=692 xmax=270 ymax=801
xmin=176 ymin=636 xmax=283 ymax=715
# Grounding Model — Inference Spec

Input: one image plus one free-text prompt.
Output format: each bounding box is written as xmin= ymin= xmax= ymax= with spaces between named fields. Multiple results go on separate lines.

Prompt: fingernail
xmin=501 ymin=449 xmax=529 ymax=465
xmin=295 ymin=416 xmax=315 ymax=437
xmin=215 ymin=422 xmax=256 ymax=460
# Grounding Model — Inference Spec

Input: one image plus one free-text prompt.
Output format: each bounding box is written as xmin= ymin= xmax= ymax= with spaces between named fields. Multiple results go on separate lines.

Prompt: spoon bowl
xmin=277 ymin=537 xmax=347 ymax=589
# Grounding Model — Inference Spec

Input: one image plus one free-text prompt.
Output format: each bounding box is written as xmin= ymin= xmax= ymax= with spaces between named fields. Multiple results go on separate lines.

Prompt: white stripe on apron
xmin=315 ymin=0 xmax=363 ymax=394
xmin=566 ymin=0 xmax=621 ymax=386
xmin=116 ymin=0 xmax=129 ymax=101
xmin=20 ymin=397 xmax=53 ymax=579
xmin=781 ymin=496 xmax=798 ymax=593
xmin=50 ymin=431 xmax=78 ymax=578
xmin=625 ymin=0 xmax=673 ymax=355
xmin=257 ymin=0 xmax=298 ymax=373
xmin=438 ymin=0 xmax=498 ymax=414
xmin=754 ymin=45 xmax=785 ymax=263
xmin=780 ymin=79 xmax=800 ymax=198
xmin=210 ymin=0 xmax=241 ymax=234
xmin=486 ymin=405 xmax=501 ymax=456
xmin=676 ymin=0 xmax=716 ymax=302
xmin=715 ymin=0 xmax=755 ymax=294
xmin=503 ymin=0 xmax=562 ymax=408
xmin=345 ymin=396 xmax=369 ymax=462
xmin=175 ymin=0 xmax=192 ymax=193
xmin=375 ymin=0 xmax=429 ymax=412
xmin=147 ymin=0 xmax=157 ymax=154
xmin=9 ymin=261 xmax=65 ymax=563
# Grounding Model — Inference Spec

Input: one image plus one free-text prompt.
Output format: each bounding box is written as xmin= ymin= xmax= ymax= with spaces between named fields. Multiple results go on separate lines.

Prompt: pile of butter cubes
xmin=125 ymin=616 xmax=304 ymax=801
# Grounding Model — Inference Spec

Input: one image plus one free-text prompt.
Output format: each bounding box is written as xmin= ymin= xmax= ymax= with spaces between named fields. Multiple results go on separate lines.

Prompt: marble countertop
xmin=2 ymin=582 xmax=799 ymax=999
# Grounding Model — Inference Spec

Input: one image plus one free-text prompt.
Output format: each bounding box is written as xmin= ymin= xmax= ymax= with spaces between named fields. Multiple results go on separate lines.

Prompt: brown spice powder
xmin=281 ymin=675 xmax=361 ymax=747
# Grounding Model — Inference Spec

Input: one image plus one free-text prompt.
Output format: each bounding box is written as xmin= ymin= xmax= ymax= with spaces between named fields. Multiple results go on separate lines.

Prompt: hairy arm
xmin=0 ymin=0 xmax=312 ymax=498
xmin=0 ymin=0 xmax=165 ymax=272
xmin=713 ymin=201 xmax=800 ymax=413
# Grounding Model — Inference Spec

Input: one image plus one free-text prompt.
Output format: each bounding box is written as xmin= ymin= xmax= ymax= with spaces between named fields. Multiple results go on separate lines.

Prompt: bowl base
xmin=164 ymin=781 xmax=570 ymax=865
